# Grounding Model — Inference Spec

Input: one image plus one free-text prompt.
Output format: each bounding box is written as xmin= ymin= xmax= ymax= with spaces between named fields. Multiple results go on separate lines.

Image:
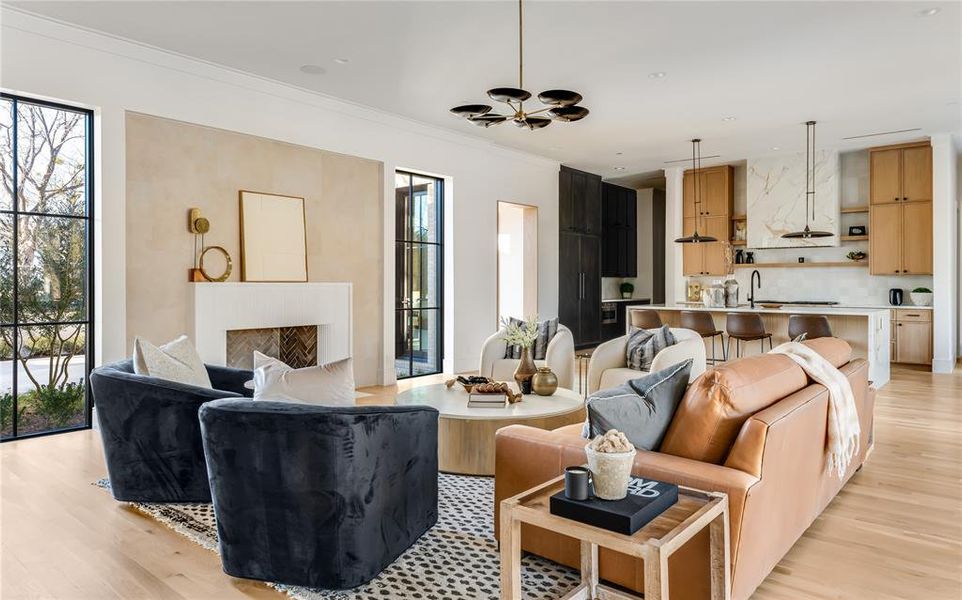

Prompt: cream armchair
xmin=586 ymin=328 xmax=706 ymax=395
xmin=479 ymin=325 xmax=575 ymax=390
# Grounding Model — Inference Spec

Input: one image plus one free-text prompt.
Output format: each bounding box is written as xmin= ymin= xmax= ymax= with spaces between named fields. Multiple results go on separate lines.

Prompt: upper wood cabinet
xmin=560 ymin=166 xmax=602 ymax=235
xmin=601 ymin=183 xmax=637 ymax=278
xmin=868 ymin=141 xmax=933 ymax=275
xmin=870 ymin=142 xmax=932 ymax=205
xmin=682 ymin=165 xmax=734 ymax=276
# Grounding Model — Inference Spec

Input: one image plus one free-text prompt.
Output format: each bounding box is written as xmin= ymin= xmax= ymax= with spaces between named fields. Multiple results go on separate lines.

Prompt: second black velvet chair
xmin=90 ymin=360 xmax=253 ymax=503
xmin=199 ymin=399 xmax=439 ymax=590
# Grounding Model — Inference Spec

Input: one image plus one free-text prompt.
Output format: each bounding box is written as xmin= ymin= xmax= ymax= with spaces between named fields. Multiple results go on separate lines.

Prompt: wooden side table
xmin=499 ymin=474 xmax=730 ymax=600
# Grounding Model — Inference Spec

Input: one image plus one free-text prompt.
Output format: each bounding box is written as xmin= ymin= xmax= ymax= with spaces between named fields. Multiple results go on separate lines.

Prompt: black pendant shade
xmin=782 ymin=121 xmax=833 ymax=240
xmin=675 ymin=138 xmax=718 ymax=244
xmin=450 ymin=0 xmax=587 ymax=131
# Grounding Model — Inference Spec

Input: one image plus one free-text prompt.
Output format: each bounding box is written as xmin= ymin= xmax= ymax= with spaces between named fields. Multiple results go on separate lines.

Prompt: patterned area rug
xmin=96 ymin=474 xmax=579 ymax=599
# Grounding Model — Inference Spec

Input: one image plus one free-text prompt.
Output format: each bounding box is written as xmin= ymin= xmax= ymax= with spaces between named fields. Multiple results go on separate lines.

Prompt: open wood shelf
xmin=730 ymin=239 xmax=747 ymax=246
xmin=840 ymin=205 xmax=869 ymax=214
xmin=841 ymin=235 xmax=868 ymax=242
xmin=731 ymin=214 xmax=747 ymax=221
xmin=734 ymin=261 xmax=867 ymax=269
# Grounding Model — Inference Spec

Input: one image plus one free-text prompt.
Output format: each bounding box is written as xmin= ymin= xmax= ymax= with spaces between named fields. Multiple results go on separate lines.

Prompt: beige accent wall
xmin=125 ymin=113 xmax=384 ymax=385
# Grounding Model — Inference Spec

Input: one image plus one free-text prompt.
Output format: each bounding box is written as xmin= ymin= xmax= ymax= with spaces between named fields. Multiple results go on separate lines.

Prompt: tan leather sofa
xmin=494 ymin=338 xmax=875 ymax=600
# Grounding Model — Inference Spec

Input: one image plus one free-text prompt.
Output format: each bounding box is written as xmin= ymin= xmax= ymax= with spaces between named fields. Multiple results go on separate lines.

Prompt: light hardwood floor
xmin=2 ymin=366 xmax=959 ymax=599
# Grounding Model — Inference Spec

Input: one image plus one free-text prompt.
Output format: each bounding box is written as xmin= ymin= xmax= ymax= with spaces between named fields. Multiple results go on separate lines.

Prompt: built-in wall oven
xmin=601 ymin=302 xmax=619 ymax=325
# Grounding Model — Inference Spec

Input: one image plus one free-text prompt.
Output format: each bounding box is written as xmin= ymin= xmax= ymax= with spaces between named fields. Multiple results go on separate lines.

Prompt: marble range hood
xmin=746 ymin=149 xmax=840 ymax=249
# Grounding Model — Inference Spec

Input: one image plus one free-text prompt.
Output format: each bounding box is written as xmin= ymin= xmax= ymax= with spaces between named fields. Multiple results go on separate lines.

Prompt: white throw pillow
xmin=132 ymin=335 xmax=212 ymax=389
xmin=252 ymin=351 xmax=355 ymax=406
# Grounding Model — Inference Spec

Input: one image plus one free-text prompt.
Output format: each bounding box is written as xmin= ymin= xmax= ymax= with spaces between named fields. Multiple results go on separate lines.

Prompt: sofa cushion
xmin=253 ymin=351 xmax=355 ymax=406
xmin=505 ymin=317 xmax=559 ymax=360
xmin=582 ymin=360 xmax=692 ymax=451
xmin=626 ymin=324 xmax=676 ymax=371
xmin=802 ymin=337 xmax=852 ymax=368
xmin=658 ymin=353 xmax=809 ymax=464
xmin=133 ymin=335 xmax=212 ymax=389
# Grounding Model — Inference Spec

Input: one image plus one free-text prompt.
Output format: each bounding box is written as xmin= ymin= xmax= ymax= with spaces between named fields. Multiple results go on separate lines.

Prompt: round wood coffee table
xmin=394 ymin=383 xmax=586 ymax=476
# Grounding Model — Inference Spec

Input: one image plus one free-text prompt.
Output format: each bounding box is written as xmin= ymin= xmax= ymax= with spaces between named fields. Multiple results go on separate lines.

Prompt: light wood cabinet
xmin=682 ymin=165 xmax=733 ymax=276
xmin=870 ymin=142 xmax=932 ymax=205
xmin=892 ymin=309 xmax=932 ymax=365
xmin=868 ymin=142 xmax=932 ymax=275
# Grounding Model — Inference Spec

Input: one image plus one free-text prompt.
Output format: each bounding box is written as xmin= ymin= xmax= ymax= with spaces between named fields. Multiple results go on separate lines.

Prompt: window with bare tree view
xmin=1 ymin=94 xmax=93 ymax=440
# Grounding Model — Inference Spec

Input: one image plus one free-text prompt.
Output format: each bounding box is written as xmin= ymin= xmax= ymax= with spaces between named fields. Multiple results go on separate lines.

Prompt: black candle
xmin=564 ymin=466 xmax=591 ymax=501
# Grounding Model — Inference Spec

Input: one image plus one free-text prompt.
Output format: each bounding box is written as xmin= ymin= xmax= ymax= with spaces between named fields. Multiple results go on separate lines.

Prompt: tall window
xmin=395 ymin=171 xmax=443 ymax=379
xmin=1 ymin=94 xmax=94 ymax=440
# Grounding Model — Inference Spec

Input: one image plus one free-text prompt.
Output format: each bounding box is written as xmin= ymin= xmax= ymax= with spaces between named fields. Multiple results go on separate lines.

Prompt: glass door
xmin=394 ymin=171 xmax=443 ymax=379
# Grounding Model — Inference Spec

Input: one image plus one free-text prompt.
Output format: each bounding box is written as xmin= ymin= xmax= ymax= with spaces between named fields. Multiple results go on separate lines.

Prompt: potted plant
xmin=910 ymin=287 xmax=933 ymax=307
xmin=619 ymin=281 xmax=634 ymax=300
xmin=501 ymin=317 xmax=540 ymax=394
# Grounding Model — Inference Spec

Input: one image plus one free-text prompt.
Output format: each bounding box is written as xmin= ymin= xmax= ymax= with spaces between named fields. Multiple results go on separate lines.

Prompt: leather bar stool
xmin=726 ymin=312 xmax=773 ymax=358
xmin=788 ymin=314 xmax=833 ymax=340
xmin=681 ymin=310 xmax=727 ymax=364
xmin=630 ymin=309 xmax=663 ymax=330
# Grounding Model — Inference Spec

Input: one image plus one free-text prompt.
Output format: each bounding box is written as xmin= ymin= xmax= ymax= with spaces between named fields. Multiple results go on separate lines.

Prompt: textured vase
xmin=513 ymin=346 xmax=537 ymax=394
xmin=585 ymin=446 xmax=635 ymax=500
xmin=531 ymin=367 xmax=558 ymax=396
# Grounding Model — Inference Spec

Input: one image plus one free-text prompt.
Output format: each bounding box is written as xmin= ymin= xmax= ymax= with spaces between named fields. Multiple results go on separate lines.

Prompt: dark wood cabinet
xmin=559 ymin=232 xmax=601 ymax=347
xmin=560 ymin=166 xmax=602 ymax=235
xmin=601 ymin=183 xmax=637 ymax=278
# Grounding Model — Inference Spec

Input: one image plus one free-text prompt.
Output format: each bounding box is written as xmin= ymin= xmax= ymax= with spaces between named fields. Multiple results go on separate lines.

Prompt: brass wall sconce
xmin=188 ymin=208 xmax=232 ymax=282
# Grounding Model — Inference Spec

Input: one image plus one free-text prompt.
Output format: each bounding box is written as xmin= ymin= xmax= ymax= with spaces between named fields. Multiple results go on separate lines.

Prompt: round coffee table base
xmin=438 ymin=409 xmax=585 ymax=476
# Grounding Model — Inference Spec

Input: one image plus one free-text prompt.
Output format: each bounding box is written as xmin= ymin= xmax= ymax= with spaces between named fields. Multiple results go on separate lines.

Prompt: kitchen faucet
xmin=749 ymin=269 xmax=761 ymax=308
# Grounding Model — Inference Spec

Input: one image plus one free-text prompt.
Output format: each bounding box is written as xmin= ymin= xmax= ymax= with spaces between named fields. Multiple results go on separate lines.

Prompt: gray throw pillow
xmin=581 ymin=359 xmax=692 ymax=451
xmin=626 ymin=324 xmax=676 ymax=371
xmin=504 ymin=317 xmax=559 ymax=360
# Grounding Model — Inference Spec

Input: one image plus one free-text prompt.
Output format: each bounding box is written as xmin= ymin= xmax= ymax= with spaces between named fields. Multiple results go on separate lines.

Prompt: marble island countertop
xmin=644 ymin=304 xmax=893 ymax=317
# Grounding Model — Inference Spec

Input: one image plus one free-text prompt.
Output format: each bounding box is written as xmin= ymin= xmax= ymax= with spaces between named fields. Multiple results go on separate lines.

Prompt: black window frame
xmin=1 ymin=92 xmax=96 ymax=442
xmin=394 ymin=170 xmax=444 ymax=380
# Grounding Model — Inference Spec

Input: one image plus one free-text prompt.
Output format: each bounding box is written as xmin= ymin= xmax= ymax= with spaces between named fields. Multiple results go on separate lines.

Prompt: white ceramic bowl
xmin=909 ymin=292 xmax=933 ymax=307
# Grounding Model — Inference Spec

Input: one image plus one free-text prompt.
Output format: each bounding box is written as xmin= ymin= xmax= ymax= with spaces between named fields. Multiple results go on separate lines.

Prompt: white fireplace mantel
xmin=190 ymin=282 xmax=352 ymax=366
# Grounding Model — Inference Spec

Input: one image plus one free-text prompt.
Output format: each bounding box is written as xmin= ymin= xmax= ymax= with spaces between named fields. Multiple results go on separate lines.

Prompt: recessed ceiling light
xmin=918 ymin=7 xmax=940 ymax=16
xmin=613 ymin=167 xmax=627 ymax=171
xmin=722 ymin=116 xmax=737 ymax=122
xmin=334 ymin=58 xmax=350 ymax=64
xmin=771 ymin=146 xmax=780 ymax=151
xmin=615 ymin=152 xmax=623 ymax=156
xmin=648 ymin=72 xmax=667 ymax=79
xmin=299 ymin=64 xmax=326 ymax=75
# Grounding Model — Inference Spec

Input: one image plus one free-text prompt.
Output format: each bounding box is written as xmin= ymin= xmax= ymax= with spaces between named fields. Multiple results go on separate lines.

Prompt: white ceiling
xmin=11 ymin=1 xmax=962 ymax=176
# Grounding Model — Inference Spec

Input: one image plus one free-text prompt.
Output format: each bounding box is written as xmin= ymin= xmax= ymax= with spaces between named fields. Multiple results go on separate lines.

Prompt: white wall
xmin=497 ymin=203 xmax=525 ymax=321
xmin=0 ymin=9 xmax=560 ymax=383
xmin=931 ymin=133 xmax=959 ymax=373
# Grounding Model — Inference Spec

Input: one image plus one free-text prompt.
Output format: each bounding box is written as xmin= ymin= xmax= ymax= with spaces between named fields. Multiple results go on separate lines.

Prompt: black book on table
xmin=549 ymin=477 xmax=679 ymax=535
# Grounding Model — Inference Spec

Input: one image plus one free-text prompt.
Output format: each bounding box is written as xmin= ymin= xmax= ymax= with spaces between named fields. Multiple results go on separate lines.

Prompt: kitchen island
xmin=631 ymin=304 xmax=891 ymax=387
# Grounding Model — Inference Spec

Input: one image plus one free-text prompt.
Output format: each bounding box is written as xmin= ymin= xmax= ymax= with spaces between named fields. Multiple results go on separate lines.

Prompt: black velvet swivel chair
xmin=90 ymin=360 xmax=252 ymax=503
xmin=198 ymin=399 xmax=439 ymax=590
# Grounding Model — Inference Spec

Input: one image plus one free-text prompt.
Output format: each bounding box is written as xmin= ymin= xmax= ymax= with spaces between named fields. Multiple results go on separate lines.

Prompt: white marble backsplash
xmin=747 ymin=150 xmax=840 ymax=249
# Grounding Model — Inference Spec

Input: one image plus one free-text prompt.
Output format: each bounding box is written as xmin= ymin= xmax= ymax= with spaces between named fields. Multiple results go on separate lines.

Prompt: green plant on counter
xmin=912 ymin=287 xmax=932 ymax=293
xmin=620 ymin=281 xmax=635 ymax=295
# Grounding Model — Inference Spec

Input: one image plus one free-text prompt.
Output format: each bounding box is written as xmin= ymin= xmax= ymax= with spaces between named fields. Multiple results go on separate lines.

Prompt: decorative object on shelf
xmin=798 ymin=257 xmax=805 ymax=263
xmin=239 ymin=190 xmax=308 ymax=282
xmin=686 ymin=280 xmax=702 ymax=302
xmin=449 ymin=0 xmax=588 ymax=131
xmin=848 ymin=225 xmax=866 ymax=236
xmin=702 ymin=280 xmax=725 ymax=308
xmin=619 ymin=281 xmax=634 ymax=300
xmin=734 ymin=220 xmax=747 ymax=241
xmin=745 ymin=251 xmax=755 ymax=264
xmin=889 ymin=288 xmax=904 ymax=306
xmin=584 ymin=430 xmax=635 ymax=501
xmin=199 ymin=246 xmax=232 ymax=282
xmin=782 ymin=121 xmax=833 ymax=239
xmin=531 ymin=367 xmax=559 ymax=396
xmin=758 ymin=302 xmax=784 ymax=309
xmin=675 ymin=139 xmax=718 ymax=244
xmin=734 ymin=249 xmax=744 ymax=264
xmin=501 ymin=317 xmax=540 ymax=393
xmin=910 ymin=287 xmax=933 ymax=307
xmin=846 ymin=250 xmax=868 ymax=262
xmin=724 ymin=278 xmax=739 ymax=308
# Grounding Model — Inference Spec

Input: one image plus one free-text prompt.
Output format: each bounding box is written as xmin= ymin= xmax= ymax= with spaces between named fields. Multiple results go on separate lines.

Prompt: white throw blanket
xmin=770 ymin=342 xmax=861 ymax=479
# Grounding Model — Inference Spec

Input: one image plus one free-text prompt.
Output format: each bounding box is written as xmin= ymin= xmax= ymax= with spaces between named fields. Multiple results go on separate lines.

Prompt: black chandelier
xmin=782 ymin=120 xmax=832 ymax=239
xmin=449 ymin=0 xmax=588 ymax=130
xmin=675 ymin=138 xmax=718 ymax=244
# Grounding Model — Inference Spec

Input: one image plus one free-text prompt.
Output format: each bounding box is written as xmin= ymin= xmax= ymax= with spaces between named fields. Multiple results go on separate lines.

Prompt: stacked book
xmin=467 ymin=393 xmax=507 ymax=408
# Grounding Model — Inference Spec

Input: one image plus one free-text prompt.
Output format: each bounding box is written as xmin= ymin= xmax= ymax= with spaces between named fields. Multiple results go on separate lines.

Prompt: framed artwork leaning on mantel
xmin=239 ymin=190 xmax=309 ymax=282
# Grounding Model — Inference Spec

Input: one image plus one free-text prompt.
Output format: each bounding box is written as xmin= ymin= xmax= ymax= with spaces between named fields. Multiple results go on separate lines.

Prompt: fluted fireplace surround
xmin=190 ymin=282 xmax=353 ymax=368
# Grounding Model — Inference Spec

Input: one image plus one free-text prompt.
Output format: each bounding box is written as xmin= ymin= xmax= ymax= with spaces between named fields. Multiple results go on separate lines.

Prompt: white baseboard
xmin=931 ymin=358 xmax=957 ymax=374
